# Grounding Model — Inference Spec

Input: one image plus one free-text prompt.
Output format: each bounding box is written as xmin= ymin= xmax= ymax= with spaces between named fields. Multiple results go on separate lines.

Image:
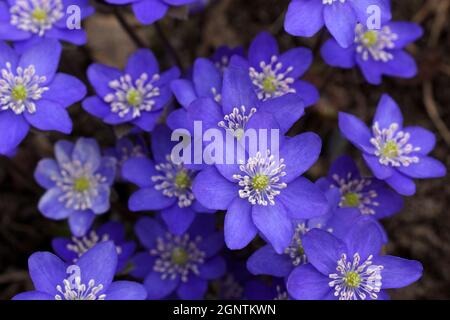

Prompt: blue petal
xmin=125 ymin=49 xmax=159 ymax=79
xmin=171 ymin=79 xmax=197 ymax=108
xmin=252 ymin=202 xmax=293 ymax=254
xmin=373 ymin=94 xmax=403 ymax=129
xmin=105 ymin=281 xmax=147 ymax=300
xmin=122 ymin=157 xmax=156 ymax=188
xmin=34 ymin=159 xmax=60 ymax=189
xmin=284 ymin=0 xmax=324 ymax=37
xmin=132 ymin=0 xmax=168 ymax=25
xmin=387 ymin=21 xmax=423 ymax=49
xmin=144 ymin=271 xmax=179 ymax=299
xmin=403 ymin=126 xmax=436 ymax=155
xmin=323 ymin=2 xmax=357 ymax=48
xmin=329 ymin=155 xmax=360 ymax=181
xmin=161 ymin=205 xmax=196 ymax=235
xmin=176 ymin=276 xmax=207 ymax=300
xmin=25 ymin=100 xmax=72 ymax=134
xmin=193 ymin=58 xmax=221 ymax=98
xmin=12 ymin=291 xmax=54 ymax=300
xmin=82 ymin=96 xmax=111 ymax=119
xmin=135 ymin=217 xmax=166 ymax=249
xmin=38 ymin=188 xmax=75 ymax=220
xmin=90 ymin=184 xmax=111 ymax=214
xmin=68 ymin=210 xmax=96 ymax=237
xmin=43 ymin=73 xmax=87 ymax=108
xmin=224 ymin=197 xmax=257 ymax=250
xmin=54 ymin=140 xmax=74 ymax=166
xmin=130 ymin=252 xmax=156 ymax=279
xmin=398 ymin=156 xmax=446 ymax=179
xmin=77 ymin=241 xmax=118 ymax=290
xmin=28 ymin=251 xmax=66 ymax=296
xmin=373 ymin=255 xmax=423 ymax=289
xmin=385 ymin=170 xmax=416 ymax=196
xmin=247 ymin=245 xmax=293 ymax=277
xmin=87 ymin=63 xmax=122 ymax=97
xmin=0 ymin=40 xmax=18 ymax=69
xmin=248 ymin=32 xmax=279 ymax=67
xmin=72 ymin=138 xmax=101 ymax=170
xmin=221 ymin=65 xmax=259 ymax=114
xmin=0 ymin=111 xmax=29 ymax=155
xmin=381 ymin=51 xmax=417 ymax=80
xmin=302 ymin=229 xmax=347 ymax=275
xmin=291 ymin=80 xmax=319 ymax=108
xmin=198 ymin=256 xmax=226 ymax=280
xmin=287 ymin=264 xmax=332 ymax=300
xmin=129 ymin=187 xmax=176 ymax=211
xmin=362 ymin=153 xmax=394 ymax=179
xmin=192 ymin=167 xmax=239 ymax=210
xmin=96 ymin=156 xmax=117 ymax=185
xmin=278 ymin=47 xmax=312 ymax=78
xmin=349 ymin=0 xmax=391 ymax=25
xmin=344 ymin=216 xmax=384 ymax=261
xmin=338 ymin=112 xmax=374 ymax=153
xmin=321 ymin=39 xmax=355 ymax=68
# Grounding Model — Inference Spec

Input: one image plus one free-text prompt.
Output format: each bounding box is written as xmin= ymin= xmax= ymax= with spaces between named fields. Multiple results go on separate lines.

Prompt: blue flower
xmin=0 ymin=39 xmax=85 ymax=155
xmin=104 ymin=136 xmax=148 ymax=181
xmin=316 ymin=155 xmax=403 ymax=218
xmin=244 ymin=278 xmax=290 ymax=300
xmin=0 ymin=0 xmax=94 ymax=50
xmin=105 ymin=0 xmax=197 ymax=25
xmin=246 ymin=181 xmax=386 ymax=279
xmin=234 ymin=31 xmax=319 ymax=107
xmin=193 ymin=114 xmax=329 ymax=253
xmin=122 ymin=125 xmax=213 ymax=235
xmin=13 ymin=242 xmax=147 ymax=300
xmin=287 ymin=217 xmax=423 ymax=300
xmin=321 ymin=21 xmax=423 ymax=84
xmin=172 ymin=62 xmax=305 ymax=141
xmin=52 ymin=221 xmax=136 ymax=272
xmin=211 ymin=45 xmax=245 ymax=72
xmin=339 ymin=94 xmax=447 ymax=196
xmin=83 ymin=49 xmax=180 ymax=132
xmin=130 ymin=216 xmax=226 ymax=300
xmin=284 ymin=0 xmax=391 ymax=48
xmin=34 ymin=138 xmax=117 ymax=237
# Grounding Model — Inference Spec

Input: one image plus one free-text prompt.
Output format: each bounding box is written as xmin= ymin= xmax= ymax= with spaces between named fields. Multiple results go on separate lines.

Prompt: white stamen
xmin=51 ymin=160 xmax=107 ymax=211
xmin=0 ymin=62 xmax=48 ymax=114
xmin=151 ymin=232 xmax=205 ymax=283
xmin=233 ymin=150 xmax=287 ymax=206
xmin=55 ymin=276 xmax=106 ymax=300
xmin=370 ymin=122 xmax=421 ymax=167
xmin=249 ymin=55 xmax=296 ymax=101
xmin=218 ymin=105 xmax=256 ymax=139
xmin=66 ymin=231 xmax=122 ymax=262
xmin=104 ymin=73 xmax=160 ymax=119
xmin=152 ymin=155 xmax=195 ymax=208
xmin=323 ymin=0 xmax=346 ymax=5
xmin=329 ymin=253 xmax=383 ymax=300
xmin=10 ymin=0 xmax=64 ymax=36
xmin=355 ymin=24 xmax=398 ymax=62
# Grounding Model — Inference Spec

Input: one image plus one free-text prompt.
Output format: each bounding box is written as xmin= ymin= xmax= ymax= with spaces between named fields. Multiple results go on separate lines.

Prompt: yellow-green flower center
xmin=32 ymin=8 xmax=48 ymax=22
xmin=11 ymin=85 xmax=28 ymax=101
xmin=73 ymin=177 xmax=90 ymax=192
xmin=175 ymin=170 xmax=191 ymax=190
xmin=344 ymin=271 xmax=361 ymax=288
xmin=363 ymin=30 xmax=378 ymax=47
xmin=253 ymin=174 xmax=269 ymax=191
xmin=262 ymin=76 xmax=277 ymax=93
xmin=126 ymin=89 xmax=142 ymax=107
xmin=381 ymin=140 xmax=399 ymax=159
xmin=342 ymin=192 xmax=360 ymax=207
xmin=171 ymin=247 xmax=189 ymax=265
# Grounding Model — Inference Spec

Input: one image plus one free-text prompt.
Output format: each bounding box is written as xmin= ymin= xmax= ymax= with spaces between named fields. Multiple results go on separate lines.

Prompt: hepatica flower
xmin=83 ymin=49 xmax=179 ymax=132
xmin=317 ymin=155 xmax=403 ymax=218
xmin=0 ymin=0 xmax=94 ymax=49
xmin=13 ymin=242 xmax=147 ymax=300
xmin=52 ymin=221 xmax=136 ymax=272
xmin=193 ymin=121 xmax=329 ymax=253
xmin=34 ymin=138 xmax=117 ymax=237
xmin=339 ymin=94 xmax=446 ymax=196
xmin=0 ymin=39 xmax=85 ymax=155
xmin=237 ymin=32 xmax=318 ymax=107
xmin=287 ymin=217 xmax=423 ymax=300
xmin=321 ymin=22 xmax=423 ymax=84
xmin=211 ymin=45 xmax=245 ymax=73
xmin=122 ymin=125 xmax=212 ymax=235
xmin=130 ymin=216 xmax=225 ymax=300
xmin=105 ymin=0 xmax=197 ymax=25
xmin=284 ymin=0 xmax=391 ymax=48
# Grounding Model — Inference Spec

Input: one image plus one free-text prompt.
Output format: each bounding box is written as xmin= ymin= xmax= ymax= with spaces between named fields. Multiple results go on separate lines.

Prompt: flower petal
xmin=129 ymin=187 xmax=176 ymax=211
xmin=373 ymin=255 xmax=423 ymax=289
xmin=28 ymin=252 xmax=66 ymax=296
xmin=287 ymin=264 xmax=332 ymax=300
xmin=224 ymin=197 xmax=257 ymax=250
xmin=284 ymin=0 xmax=324 ymax=37
xmin=105 ymin=281 xmax=147 ymax=300
xmin=144 ymin=271 xmax=179 ymax=299
xmin=25 ymin=100 xmax=72 ymax=134
xmin=247 ymin=244 xmax=293 ymax=277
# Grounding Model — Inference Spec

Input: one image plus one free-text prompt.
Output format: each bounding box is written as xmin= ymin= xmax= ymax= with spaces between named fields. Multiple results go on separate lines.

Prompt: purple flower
xmin=234 ymin=32 xmax=319 ymax=107
xmin=104 ymin=136 xmax=148 ymax=181
xmin=321 ymin=22 xmax=423 ymax=84
xmin=211 ymin=45 xmax=245 ymax=73
xmin=52 ymin=221 xmax=136 ymax=272
xmin=13 ymin=242 xmax=147 ymax=300
xmin=246 ymin=181 xmax=385 ymax=278
xmin=172 ymin=62 xmax=305 ymax=143
xmin=130 ymin=216 xmax=226 ymax=300
xmin=287 ymin=217 xmax=423 ymax=300
xmin=0 ymin=0 xmax=94 ymax=50
xmin=192 ymin=115 xmax=329 ymax=253
xmin=316 ymin=155 xmax=403 ymax=218
xmin=34 ymin=138 xmax=117 ymax=237
xmin=339 ymin=94 xmax=446 ymax=196
xmin=284 ymin=0 xmax=391 ymax=48
xmin=244 ymin=278 xmax=290 ymax=300
xmin=105 ymin=0 xmax=197 ymax=25
xmin=83 ymin=49 xmax=180 ymax=132
xmin=0 ymin=39 xmax=85 ymax=155
xmin=122 ymin=125 xmax=213 ymax=235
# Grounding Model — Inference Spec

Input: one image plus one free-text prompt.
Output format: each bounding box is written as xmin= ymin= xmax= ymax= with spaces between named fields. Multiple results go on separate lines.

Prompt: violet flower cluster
xmin=2 ymin=0 xmax=446 ymax=301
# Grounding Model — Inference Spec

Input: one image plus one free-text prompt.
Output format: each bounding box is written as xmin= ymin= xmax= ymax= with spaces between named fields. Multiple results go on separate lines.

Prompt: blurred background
xmin=0 ymin=0 xmax=448 ymax=299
